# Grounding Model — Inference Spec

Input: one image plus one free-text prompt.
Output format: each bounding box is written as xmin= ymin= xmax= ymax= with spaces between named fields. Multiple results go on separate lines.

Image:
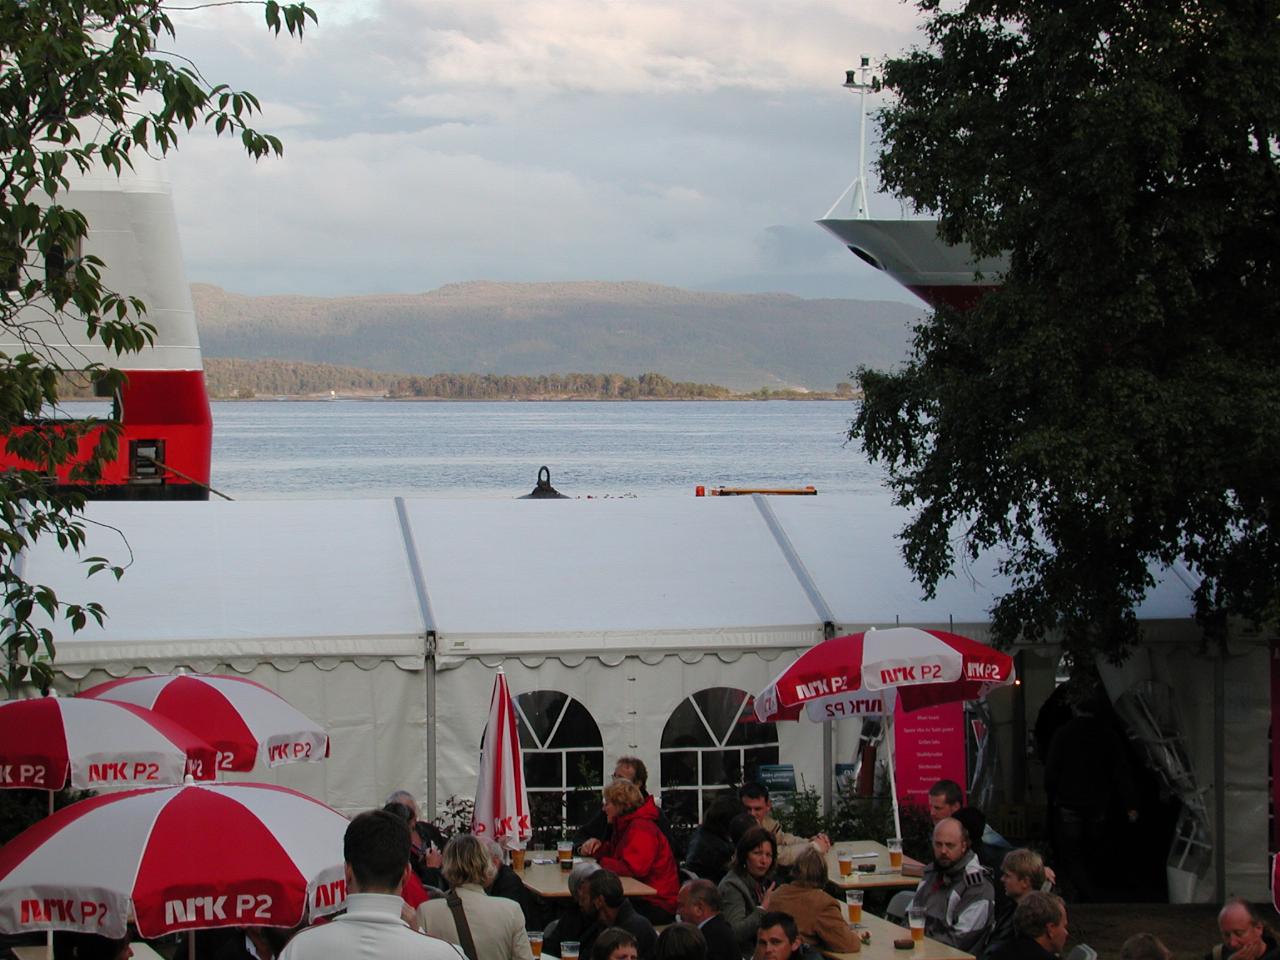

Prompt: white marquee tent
xmin=14 ymin=494 xmax=1267 ymax=899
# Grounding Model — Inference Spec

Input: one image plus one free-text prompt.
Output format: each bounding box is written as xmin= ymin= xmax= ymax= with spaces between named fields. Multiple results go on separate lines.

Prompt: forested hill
xmin=192 ymin=281 xmax=922 ymax=393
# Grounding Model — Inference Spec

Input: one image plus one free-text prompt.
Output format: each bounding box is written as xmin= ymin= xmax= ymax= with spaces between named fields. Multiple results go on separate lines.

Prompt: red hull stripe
xmin=0 ymin=369 xmax=211 ymax=487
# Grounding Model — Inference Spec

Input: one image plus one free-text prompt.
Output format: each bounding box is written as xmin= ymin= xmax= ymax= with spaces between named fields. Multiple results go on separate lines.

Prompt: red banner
xmin=893 ymin=699 xmax=966 ymax=807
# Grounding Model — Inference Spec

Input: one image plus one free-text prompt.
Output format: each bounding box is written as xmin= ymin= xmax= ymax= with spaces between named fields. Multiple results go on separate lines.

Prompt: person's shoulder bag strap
xmin=446 ymin=889 xmax=480 ymax=960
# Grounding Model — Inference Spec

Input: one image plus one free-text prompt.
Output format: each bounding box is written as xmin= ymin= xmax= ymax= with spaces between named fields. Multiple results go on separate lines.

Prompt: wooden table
xmin=824 ymin=911 xmax=974 ymax=960
xmin=826 ymin=840 xmax=922 ymax=891
xmin=518 ymin=851 xmax=657 ymax=899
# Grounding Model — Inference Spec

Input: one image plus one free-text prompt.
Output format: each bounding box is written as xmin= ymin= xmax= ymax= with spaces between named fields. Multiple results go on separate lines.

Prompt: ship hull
xmin=817 ymin=217 xmax=1008 ymax=310
xmin=0 ymin=159 xmax=212 ymax=498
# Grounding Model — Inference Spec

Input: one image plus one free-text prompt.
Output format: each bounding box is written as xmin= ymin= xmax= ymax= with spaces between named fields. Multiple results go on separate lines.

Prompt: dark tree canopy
xmin=851 ymin=1 xmax=1280 ymax=663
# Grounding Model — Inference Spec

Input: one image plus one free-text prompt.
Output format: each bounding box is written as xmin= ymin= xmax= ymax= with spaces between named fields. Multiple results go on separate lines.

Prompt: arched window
xmin=660 ymin=687 xmax=779 ymax=826
xmin=514 ymin=690 xmax=605 ymax=837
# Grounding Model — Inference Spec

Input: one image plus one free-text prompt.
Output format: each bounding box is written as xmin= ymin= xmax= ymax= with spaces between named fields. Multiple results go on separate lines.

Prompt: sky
xmin=163 ymin=0 xmax=927 ymax=302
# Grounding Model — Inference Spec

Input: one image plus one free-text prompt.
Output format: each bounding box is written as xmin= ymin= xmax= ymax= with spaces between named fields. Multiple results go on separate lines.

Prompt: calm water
xmin=196 ymin=400 xmax=888 ymax=500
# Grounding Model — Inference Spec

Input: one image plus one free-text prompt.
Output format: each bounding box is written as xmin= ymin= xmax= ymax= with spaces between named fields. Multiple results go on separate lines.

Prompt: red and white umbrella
xmin=0 ymin=782 xmax=349 ymax=939
xmin=472 ymin=668 xmax=531 ymax=852
xmin=79 ymin=674 xmax=329 ymax=772
xmin=0 ymin=697 xmax=216 ymax=791
xmin=752 ymin=627 xmax=1015 ymax=834
xmin=753 ymin=627 xmax=1015 ymax=723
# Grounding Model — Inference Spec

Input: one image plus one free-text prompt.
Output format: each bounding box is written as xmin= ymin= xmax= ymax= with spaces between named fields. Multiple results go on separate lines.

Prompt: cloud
xmin=162 ymin=0 xmax=926 ymax=298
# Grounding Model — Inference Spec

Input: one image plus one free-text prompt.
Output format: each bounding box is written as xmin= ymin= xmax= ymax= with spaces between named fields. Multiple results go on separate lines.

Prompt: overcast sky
xmin=163 ymin=0 xmax=926 ymax=302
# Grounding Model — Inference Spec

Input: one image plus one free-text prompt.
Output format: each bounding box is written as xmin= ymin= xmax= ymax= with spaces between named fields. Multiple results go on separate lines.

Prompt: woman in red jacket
xmin=596 ymin=779 xmax=680 ymax=923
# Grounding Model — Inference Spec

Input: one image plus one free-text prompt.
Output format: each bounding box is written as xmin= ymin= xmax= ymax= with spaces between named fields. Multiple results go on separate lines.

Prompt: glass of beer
xmin=557 ymin=840 xmax=574 ymax=871
xmin=845 ymin=890 xmax=863 ymax=924
xmin=907 ymin=907 xmax=926 ymax=944
xmin=511 ymin=845 xmax=526 ymax=871
xmin=561 ymin=942 xmax=580 ymax=960
xmin=887 ymin=837 xmax=904 ymax=871
xmin=528 ymin=933 xmax=543 ymax=958
xmin=837 ymin=851 xmax=853 ymax=877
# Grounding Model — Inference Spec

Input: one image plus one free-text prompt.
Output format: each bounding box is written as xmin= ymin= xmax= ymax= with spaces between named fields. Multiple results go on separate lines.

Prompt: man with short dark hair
xmin=755 ymin=912 xmax=821 ymax=960
xmin=738 ymin=782 xmax=830 ymax=866
xmin=908 ymin=817 xmax=994 ymax=954
xmin=1207 ymin=898 xmax=1278 ymax=960
xmin=986 ymin=891 xmax=1069 ymax=959
xmin=677 ymin=879 xmax=738 ymax=960
xmin=927 ymin=780 xmax=963 ymax=824
xmin=579 ymin=869 xmax=658 ymax=960
xmin=281 ymin=810 xmax=465 ymax=960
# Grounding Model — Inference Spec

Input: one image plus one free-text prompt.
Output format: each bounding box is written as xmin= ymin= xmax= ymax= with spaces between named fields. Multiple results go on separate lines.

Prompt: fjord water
xmin=200 ymin=400 xmax=888 ymax=500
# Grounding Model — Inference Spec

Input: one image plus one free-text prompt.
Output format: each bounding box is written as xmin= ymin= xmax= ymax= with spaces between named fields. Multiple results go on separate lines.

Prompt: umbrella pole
xmin=885 ymin=714 xmax=902 ymax=839
xmin=47 ymin=791 xmax=53 ymax=960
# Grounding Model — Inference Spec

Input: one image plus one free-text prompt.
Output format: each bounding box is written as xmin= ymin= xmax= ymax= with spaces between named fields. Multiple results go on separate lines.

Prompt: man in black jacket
xmin=987 ymin=892 xmax=1069 ymax=960
xmin=677 ymin=879 xmax=739 ymax=960
xmin=984 ymin=848 xmax=1048 ymax=958
xmin=1207 ymin=899 xmax=1279 ymax=960
xmin=575 ymin=756 xmax=676 ymax=856
xmin=578 ymin=869 xmax=658 ymax=960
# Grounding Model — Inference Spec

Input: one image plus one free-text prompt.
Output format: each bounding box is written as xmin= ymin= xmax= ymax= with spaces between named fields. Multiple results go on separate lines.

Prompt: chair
xmin=885 ymin=891 xmax=914 ymax=925
xmin=1064 ymin=945 xmax=1098 ymax=960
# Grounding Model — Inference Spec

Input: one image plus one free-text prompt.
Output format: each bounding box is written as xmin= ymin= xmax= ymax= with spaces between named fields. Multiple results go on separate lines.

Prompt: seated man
xmin=984 ymin=849 xmax=1047 ymax=959
xmin=579 ymin=870 xmax=658 ymax=960
xmin=280 ymin=809 xmax=465 ymax=960
xmin=1207 ymin=898 xmax=1279 ymax=960
xmin=927 ymin=780 xmax=963 ymax=824
xmin=754 ymin=911 xmax=822 ymax=960
xmin=676 ymin=879 xmax=739 ymax=960
xmin=477 ymin=835 xmax=546 ymax=931
xmin=544 ymin=862 xmax=601 ymax=959
xmin=577 ymin=756 xmax=676 ymax=856
xmin=738 ymin=783 xmax=829 ymax=867
xmin=386 ymin=789 xmax=447 ymax=889
xmin=986 ymin=891 xmax=1069 ymax=960
xmin=908 ymin=817 xmax=994 ymax=955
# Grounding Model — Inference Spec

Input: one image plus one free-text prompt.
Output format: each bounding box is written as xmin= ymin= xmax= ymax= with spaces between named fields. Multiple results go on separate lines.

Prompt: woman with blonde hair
xmin=595 ymin=779 xmax=680 ymax=923
xmin=418 ymin=834 xmax=534 ymax=960
xmin=767 ymin=847 xmax=859 ymax=954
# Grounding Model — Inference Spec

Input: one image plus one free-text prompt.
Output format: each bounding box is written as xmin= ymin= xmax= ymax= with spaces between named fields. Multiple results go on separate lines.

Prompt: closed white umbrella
xmin=472 ymin=668 xmax=532 ymax=852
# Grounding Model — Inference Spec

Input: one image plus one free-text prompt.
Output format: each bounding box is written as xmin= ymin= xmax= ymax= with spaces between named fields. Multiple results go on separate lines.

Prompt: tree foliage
xmin=851 ymin=1 xmax=1280 ymax=664
xmin=0 ymin=0 xmax=314 ymax=691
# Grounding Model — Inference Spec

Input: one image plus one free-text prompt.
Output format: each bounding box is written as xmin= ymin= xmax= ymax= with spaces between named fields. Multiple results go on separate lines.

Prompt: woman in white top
xmin=418 ymin=835 xmax=535 ymax=960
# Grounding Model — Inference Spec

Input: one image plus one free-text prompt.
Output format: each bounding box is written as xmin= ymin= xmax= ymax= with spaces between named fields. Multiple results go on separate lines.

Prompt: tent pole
xmin=886 ymin=713 xmax=902 ymax=839
xmin=822 ymin=721 xmax=833 ymax=815
xmin=47 ymin=791 xmax=53 ymax=960
xmin=427 ymin=633 xmax=438 ymax=820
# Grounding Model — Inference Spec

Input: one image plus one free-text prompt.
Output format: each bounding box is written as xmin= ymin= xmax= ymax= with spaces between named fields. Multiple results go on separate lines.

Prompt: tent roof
xmin=25 ymin=500 xmax=425 ymax=669
xmin=21 ymin=494 xmax=1198 ymax=671
xmin=766 ymin=496 xmax=1199 ymax=627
